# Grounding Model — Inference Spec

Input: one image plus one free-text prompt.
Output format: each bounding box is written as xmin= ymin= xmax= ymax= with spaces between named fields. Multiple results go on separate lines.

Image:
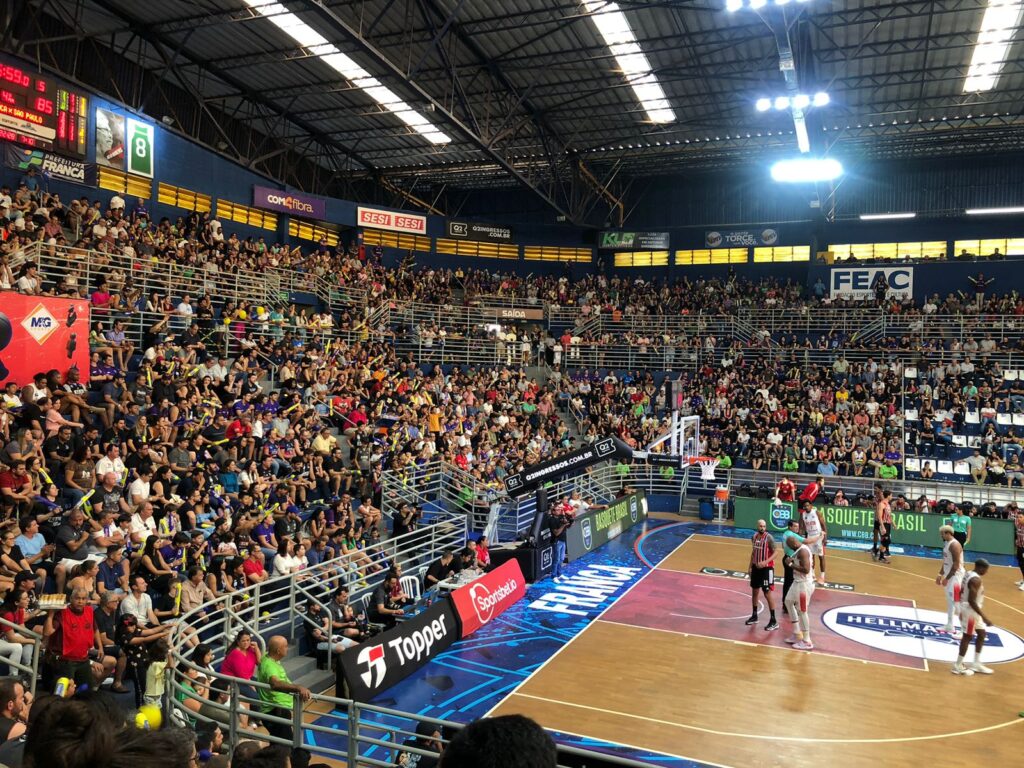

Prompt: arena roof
xmin=11 ymin=0 xmax=1024 ymax=217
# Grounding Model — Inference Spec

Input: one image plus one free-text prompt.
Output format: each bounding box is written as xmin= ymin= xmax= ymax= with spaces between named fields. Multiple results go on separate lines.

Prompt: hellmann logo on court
xmin=836 ymin=612 xmax=1005 ymax=647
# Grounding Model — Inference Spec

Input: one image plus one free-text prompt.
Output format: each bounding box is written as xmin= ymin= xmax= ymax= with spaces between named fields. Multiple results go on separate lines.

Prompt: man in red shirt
xmin=43 ymin=588 xmax=106 ymax=686
xmin=226 ymin=413 xmax=256 ymax=461
xmin=799 ymin=476 xmax=825 ymax=504
xmin=0 ymin=461 xmax=33 ymax=518
xmin=775 ymin=476 xmax=796 ymax=503
xmin=242 ymin=548 xmax=268 ymax=585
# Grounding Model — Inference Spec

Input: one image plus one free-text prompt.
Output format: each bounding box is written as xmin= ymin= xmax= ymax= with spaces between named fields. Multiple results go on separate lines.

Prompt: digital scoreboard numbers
xmin=0 ymin=61 xmax=89 ymax=158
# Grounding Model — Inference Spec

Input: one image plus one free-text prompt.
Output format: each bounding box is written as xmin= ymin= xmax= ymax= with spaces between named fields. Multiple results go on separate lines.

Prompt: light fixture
xmin=581 ymin=1 xmax=675 ymax=123
xmin=770 ymin=157 xmax=843 ymax=182
xmin=965 ymin=206 xmax=1024 ymax=215
xmin=812 ymin=91 xmax=830 ymax=106
xmin=792 ymin=94 xmax=811 ymax=109
xmin=756 ymin=93 xmax=829 ymax=112
xmin=750 ymin=0 xmax=768 ymax=8
xmin=859 ymin=213 xmax=917 ymax=221
xmin=774 ymin=96 xmax=790 ymax=110
xmin=241 ymin=0 xmax=450 ymax=143
xmin=964 ymin=1 xmax=1024 ymax=92
xmin=726 ymin=0 xmax=743 ymax=9
xmin=756 ymin=97 xmax=772 ymax=111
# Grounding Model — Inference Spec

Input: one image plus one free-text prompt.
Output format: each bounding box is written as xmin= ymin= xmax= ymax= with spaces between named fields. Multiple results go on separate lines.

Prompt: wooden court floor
xmin=488 ymin=534 xmax=1024 ymax=768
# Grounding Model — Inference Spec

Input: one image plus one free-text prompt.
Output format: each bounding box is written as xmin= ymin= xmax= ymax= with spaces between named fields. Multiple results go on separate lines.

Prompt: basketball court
xmin=487 ymin=534 xmax=1024 ymax=767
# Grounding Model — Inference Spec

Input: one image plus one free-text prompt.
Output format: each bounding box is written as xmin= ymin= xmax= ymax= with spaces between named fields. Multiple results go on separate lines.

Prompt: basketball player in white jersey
xmin=782 ymin=531 xmax=815 ymax=650
xmin=952 ymin=559 xmax=994 ymax=676
xmin=798 ymin=500 xmax=828 ymax=584
xmin=936 ymin=525 xmax=964 ymax=637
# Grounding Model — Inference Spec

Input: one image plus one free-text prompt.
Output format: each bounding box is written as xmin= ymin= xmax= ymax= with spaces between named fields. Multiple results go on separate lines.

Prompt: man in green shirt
xmin=782 ymin=456 xmax=800 ymax=474
xmin=255 ymin=635 xmax=312 ymax=742
xmin=877 ymin=459 xmax=899 ymax=480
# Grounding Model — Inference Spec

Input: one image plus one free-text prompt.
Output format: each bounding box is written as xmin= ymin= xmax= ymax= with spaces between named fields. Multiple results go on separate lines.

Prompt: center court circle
xmin=821 ymin=604 xmax=1024 ymax=664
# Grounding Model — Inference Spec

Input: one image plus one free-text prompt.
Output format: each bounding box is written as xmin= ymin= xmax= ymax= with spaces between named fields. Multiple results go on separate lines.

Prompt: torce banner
xmin=705 ymin=228 xmax=780 ymax=247
xmin=253 ymin=185 xmax=327 ymax=220
xmin=566 ymin=491 xmax=647 ymax=561
xmin=4 ymin=144 xmax=96 ymax=186
xmin=0 ymin=293 xmax=90 ymax=388
xmin=830 ymin=266 xmax=914 ymax=300
xmin=448 ymin=558 xmax=526 ymax=637
xmin=598 ymin=231 xmax=670 ymax=250
xmin=338 ymin=599 xmax=457 ymax=701
xmin=447 ymin=220 xmax=513 ymax=243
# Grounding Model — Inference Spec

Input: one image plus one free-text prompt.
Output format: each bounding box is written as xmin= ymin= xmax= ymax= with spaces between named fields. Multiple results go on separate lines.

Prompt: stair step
xmin=291 ymin=667 xmax=337 ymax=696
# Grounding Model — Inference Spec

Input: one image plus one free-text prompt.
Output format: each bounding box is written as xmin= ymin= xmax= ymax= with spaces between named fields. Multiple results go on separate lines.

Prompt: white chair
xmin=905 ymin=457 xmax=921 ymax=473
xmin=400 ymin=575 xmax=422 ymax=600
xmin=952 ymin=435 xmax=967 ymax=447
xmin=997 ymin=413 xmax=1012 ymax=425
xmin=964 ymin=411 xmax=980 ymax=424
xmin=1013 ymin=413 xmax=1024 ymax=426
xmin=1004 ymin=370 xmax=1019 ymax=381
xmin=905 ymin=409 xmax=919 ymax=421
xmin=937 ymin=460 xmax=955 ymax=474
xmin=905 ymin=367 xmax=918 ymax=379
xmin=953 ymin=461 xmax=970 ymax=475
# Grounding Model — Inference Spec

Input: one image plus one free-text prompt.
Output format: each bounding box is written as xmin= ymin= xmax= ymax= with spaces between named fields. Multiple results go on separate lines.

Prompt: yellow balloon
xmin=237 ymin=310 xmax=247 ymax=320
xmin=223 ymin=317 xmax=232 ymax=325
xmin=256 ymin=306 xmax=266 ymax=315
xmin=135 ymin=703 xmax=163 ymax=730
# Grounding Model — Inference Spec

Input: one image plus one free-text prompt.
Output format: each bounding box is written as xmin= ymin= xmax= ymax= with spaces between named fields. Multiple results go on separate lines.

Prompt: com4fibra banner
xmin=338 ymin=599 xmax=457 ymax=701
xmin=566 ymin=491 xmax=648 ymax=562
xmin=733 ymin=497 xmax=1013 ymax=556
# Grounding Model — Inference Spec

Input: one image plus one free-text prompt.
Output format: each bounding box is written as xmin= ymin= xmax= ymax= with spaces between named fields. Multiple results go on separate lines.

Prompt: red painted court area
xmin=602 ymin=570 xmax=924 ymax=670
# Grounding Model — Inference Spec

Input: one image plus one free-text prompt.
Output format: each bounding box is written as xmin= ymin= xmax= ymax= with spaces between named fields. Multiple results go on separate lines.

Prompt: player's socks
xmin=957 ymin=653 xmax=966 ymax=666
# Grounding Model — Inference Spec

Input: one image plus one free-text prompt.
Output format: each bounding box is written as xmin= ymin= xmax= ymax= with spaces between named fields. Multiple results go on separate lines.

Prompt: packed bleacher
xmin=3 ymin=171 xmax=1024 ymax=757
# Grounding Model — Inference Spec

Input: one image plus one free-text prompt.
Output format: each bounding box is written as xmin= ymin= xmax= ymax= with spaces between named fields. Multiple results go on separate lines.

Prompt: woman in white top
xmin=271 ymin=539 xmax=303 ymax=577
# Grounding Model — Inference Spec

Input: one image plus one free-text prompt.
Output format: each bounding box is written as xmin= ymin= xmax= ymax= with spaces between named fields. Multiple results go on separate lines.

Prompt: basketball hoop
xmin=690 ymin=456 xmax=720 ymax=481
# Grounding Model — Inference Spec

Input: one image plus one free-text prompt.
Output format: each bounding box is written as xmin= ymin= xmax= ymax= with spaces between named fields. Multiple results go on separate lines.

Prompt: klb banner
xmin=253 ymin=185 xmax=326 ymax=220
xmin=829 ymin=266 xmax=914 ymax=300
xmin=449 ymin=558 xmax=526 ymax=637
xmin=598 ymin=231 xmax=670 ymax=250
xmin=447 ymin=220 xmax=513 ymax=243
xmin=338 ymin=599 xmax=457 ymax=701
xmin=0 ymin=293 xmax=90 ymax=387
xmin=705 ymin=228 xmax=779 ymax=247
xmin=5 ymin=144 xmax=96 ymax=186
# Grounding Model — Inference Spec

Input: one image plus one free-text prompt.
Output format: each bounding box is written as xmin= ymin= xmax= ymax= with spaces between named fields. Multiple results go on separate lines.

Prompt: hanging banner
xmin=705 ymin=228 xmax=780 ymax=247
xmin=4 ymin=144 xmax=96 ymax=186
xmin=253 ymin=185 xmax=327 ymax=219
xmin=598 ymin=231 xmax=670 ymax=250
xmin=95 ymin=107 xmax=125 ymax=169
xmin=830 ymin=266 xmax=914 ymax=300
xmin=357 ymin=206 xmax=427 ymax=235
xmin=125 ymin=119 xmax=154 ymax=178
xmin=447 ymin=220 xmax=514 ymax=243
xmin=0 ymin=293 xmax=90 ymax=388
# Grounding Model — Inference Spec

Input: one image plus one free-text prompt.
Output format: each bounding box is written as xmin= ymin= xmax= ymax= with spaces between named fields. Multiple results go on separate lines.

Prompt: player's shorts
xmin=945 ymin=571 xmax=964 ymax=604
xmin=806 ymin=539 xmax=825 ymax=557
xmin=787 ymin=580 xmax=815 ymax=612
xmin=873 ymin=519 xmax=881 ymax=532
xmin=750 ymin=566 xmax=775 ymax=591
xmin=961 ymin=606 xmax=987 ymax=635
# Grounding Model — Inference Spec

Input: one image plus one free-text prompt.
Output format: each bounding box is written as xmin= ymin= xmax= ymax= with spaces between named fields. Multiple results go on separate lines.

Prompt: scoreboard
xmin=0 ymin=61 xmax=89 ymax=158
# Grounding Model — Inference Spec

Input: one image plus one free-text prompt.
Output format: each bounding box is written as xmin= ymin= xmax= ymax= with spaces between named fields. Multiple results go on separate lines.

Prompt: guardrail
xmin=0 ymin=615 xmax=42 ymax=695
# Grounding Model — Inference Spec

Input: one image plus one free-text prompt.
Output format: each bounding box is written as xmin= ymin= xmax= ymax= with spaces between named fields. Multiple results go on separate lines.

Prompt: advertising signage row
xmin=733 ymin=497 xmax=1013 ymax=555
xmin=338 ymin=558 xmax=526 ymax=701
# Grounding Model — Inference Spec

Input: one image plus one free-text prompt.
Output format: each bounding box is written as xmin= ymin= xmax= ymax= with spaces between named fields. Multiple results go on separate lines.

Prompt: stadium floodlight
xmin=750 ymin=0 xmax=768 ymax=8
xmin=965 ymin=206 xmax=1024 ymax=215
xmin=774 ymin=96 xmax=790 ymax=110
xmin=964 ymin=1 xmax=1024 ymax=92
xmin=792 ymin=94 xmax=811 ymax=109
xmin=726 ymin=0 xmax=743 ymax=10
xmin=859 ymin=213 xmax=917 ymax=221
xmin=812 ymin=91 xmax=830 ymax=107
xmin=581 ymin=1 xmax=675 ymax=123
xmin=770 ymin=157 xmax=843 ymax=182
xmin=756 ymin=97 xmax=772 ymax=111
xmin=241 ymin=0 xmax=451 ymax=144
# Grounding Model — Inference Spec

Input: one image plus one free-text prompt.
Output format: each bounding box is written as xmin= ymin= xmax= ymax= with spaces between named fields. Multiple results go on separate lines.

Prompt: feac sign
xmin=830 ymin=266 xmax=914 ymax=299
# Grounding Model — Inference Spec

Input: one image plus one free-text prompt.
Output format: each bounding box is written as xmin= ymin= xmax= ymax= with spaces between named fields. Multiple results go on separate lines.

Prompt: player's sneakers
xmin=793 ymin=640 xmax=814 ymax=650
xmin=765 ymin=618 xmax=779 ymax=631
xmin=1016 ymin=580 xmax=1024 ymax=587
xmin=745 ymin=615 xmax=758 ymax=625
xmin=879 ymin=556 xmax=891 ymax=564
xmin=871 ymin=551 xmax=879 ymax=561
xmin=951 ymin=663 xmax=975 ymax=676
xmin=1018 ymin=583 xmax=1024 ymax=591
xmin=784 ymin=634 xmax=799 ymax=644
xmin=969 ymin=662 xmax=994 ymax=675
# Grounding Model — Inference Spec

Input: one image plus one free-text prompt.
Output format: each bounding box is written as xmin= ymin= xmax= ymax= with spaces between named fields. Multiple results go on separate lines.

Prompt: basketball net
xmin=695 ymin=458 xmax=720 ymax=482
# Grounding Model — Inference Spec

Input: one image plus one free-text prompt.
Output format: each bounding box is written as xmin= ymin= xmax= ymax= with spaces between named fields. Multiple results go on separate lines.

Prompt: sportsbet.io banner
xmin=733 ymin=497 xmax=1013 ymax=555
xmin=705 ymin=227 xmax=780 ymax=247
xmin=566 ymin=491 xmax=648 ymax=561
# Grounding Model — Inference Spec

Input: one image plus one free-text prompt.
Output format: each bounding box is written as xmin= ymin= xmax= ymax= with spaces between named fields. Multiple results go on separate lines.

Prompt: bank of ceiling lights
xmin=241 ymin=0 xmax=450 ymax=144
xmin=963 ymin=1 xmax=1024 ymax=92
xmin=726 ymin=0 xmax=811 ymax=10
xmin=580 ymin=1 xmax=676 ymax=123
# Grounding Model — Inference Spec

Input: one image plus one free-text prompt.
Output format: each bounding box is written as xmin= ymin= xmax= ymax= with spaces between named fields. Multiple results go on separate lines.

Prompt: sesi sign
xmin=829 ymin=266 xmax=914 ymax=300
xmin=449 ymin=558 xmax=526 ymax=637
xmin=357 ymin=206 xmax=427 ymax=235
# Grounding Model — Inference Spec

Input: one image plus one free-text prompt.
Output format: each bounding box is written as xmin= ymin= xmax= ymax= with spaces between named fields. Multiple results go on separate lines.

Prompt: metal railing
xmin=0 ymin=615 xmax=42 ymax=695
